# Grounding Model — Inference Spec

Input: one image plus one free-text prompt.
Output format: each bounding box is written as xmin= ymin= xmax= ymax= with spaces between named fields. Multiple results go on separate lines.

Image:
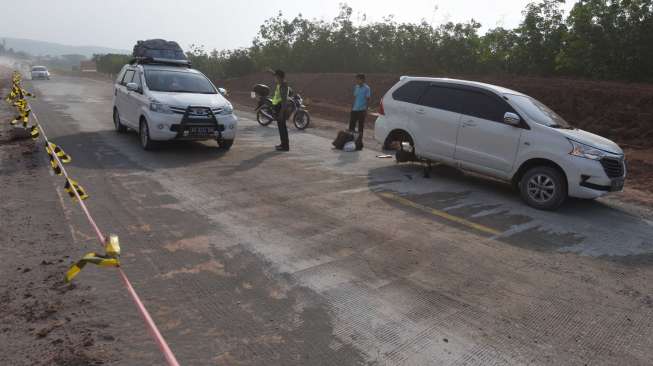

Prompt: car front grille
xmin=600 ymin=157 xmax=625 ymax=178
xmin=169 ymin=106 xmax=223 ymax=116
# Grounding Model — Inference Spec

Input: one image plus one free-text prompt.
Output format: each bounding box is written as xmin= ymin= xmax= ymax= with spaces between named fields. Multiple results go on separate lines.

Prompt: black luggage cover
xmin=133 ymin=39 xmax=187 ymax=60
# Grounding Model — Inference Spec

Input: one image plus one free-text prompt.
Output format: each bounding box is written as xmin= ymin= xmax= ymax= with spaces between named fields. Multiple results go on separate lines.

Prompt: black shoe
xmin=356 ymin=141 xmax=364 ymax=151
xmin=275 ymin=145 xmax=289 ymax=151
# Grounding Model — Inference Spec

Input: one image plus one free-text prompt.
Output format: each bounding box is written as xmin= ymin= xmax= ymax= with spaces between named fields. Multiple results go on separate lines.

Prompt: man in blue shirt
xmin=349 ymin=74 xmax=371 ymax=150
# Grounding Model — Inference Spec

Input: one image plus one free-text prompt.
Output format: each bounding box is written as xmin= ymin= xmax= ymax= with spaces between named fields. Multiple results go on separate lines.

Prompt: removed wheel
xmin=519 ymin=166 xmax=567 ymax=210
xmin=113 ymin=108 xmax=127 ymax=133
xmin=293 ymin=110 xmax=310 ymax=130
xmin=139 ymin=119 xmax=155 ymax=150
xmin=217 ymin=138 xmax=234 ymax=150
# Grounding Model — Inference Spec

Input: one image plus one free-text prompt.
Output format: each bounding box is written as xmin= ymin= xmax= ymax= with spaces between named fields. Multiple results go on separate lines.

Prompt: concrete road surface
xmin=24 ymin=74 xmax=653 ymax=365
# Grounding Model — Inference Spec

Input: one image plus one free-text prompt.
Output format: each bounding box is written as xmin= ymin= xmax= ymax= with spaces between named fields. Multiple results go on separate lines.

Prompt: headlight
xmin=569 ymin=140 xmax=606 ymax=160
xmin=149 ymin=101 xmax=173 ymax=114
xmin=220 ymin=104 xmax=234 ymax=115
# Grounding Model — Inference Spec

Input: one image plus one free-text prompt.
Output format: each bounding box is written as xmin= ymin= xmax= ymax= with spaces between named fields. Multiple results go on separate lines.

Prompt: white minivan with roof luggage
xmin=375 ymin=77 xmax=626 ymax=210
xmin=112 ymin=39 xmax=237 ymax=150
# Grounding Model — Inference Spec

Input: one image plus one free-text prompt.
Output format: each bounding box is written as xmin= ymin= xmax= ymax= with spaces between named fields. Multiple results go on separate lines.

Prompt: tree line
xmin=94 ymin=0 xmax=653 ymax=82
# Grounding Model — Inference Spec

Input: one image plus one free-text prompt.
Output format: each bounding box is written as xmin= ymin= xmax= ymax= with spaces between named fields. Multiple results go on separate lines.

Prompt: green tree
xmin=513 ymin=0 xmax=567 ymax=75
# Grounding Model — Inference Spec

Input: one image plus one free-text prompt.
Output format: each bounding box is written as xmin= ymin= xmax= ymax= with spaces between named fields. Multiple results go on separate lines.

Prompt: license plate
xmin=188 ymin=127 xmax=214 ymax=136
xmin=611 ymin=178 xmax=625 ymax=192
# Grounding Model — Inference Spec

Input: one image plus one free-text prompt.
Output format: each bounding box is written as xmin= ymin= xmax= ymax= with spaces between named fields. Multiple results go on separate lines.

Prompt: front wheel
xmin=519 ymin=166 xmax=567 ymax=210
xmin=139 ymin=120 xmax=155 ymax=150
xmin=293 ymin=110 xmax=310 ymax=130
xmin=256 ymin=109 xmax=274 ymax=126
xmin=217 ymin=138 xmax=234 ymax=150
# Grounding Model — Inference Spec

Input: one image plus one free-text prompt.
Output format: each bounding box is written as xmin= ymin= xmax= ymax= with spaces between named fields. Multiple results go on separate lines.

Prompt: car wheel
xmin=384 ymin=130 xmax=417 ymax=162
xmin=217 ymin=138 xmax=234 ymax=150
xmin=113 ymin=108 xmax=127 ymax=133
xmin=519 ymin=166 xmax=567 ymax=210
xmin=139 ymin=119 xmax=155 ymax=150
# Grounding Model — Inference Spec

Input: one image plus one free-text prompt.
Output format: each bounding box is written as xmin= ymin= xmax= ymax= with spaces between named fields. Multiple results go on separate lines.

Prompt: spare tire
xmin=133 ymin=39 xmax=186 ymax=60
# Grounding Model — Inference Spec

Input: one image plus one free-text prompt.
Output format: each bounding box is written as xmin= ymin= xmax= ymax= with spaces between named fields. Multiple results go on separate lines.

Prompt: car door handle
xmin=415 ymin=108 xmax=425 ymax=115
xmin=463 ymin=120 xmax=477 ymax=127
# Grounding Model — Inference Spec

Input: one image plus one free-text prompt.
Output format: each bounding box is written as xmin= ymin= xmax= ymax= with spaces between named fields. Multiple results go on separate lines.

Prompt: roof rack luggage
xmin=131 ymin=39 xmax=190 ymax=67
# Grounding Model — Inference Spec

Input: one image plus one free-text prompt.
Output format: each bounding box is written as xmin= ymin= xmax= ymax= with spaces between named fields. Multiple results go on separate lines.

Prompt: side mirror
xmin=126 ymin=82 xmax=139 ymax=92
xmin=218 ymin=87 xmax=228 ymax=96
xmin=504 ymin=112 xmax=521 ymax=126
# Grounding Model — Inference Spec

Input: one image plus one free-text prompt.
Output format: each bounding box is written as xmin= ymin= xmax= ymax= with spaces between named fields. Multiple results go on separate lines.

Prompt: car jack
xmin=395 ymin=147 xmax=432 ymax=179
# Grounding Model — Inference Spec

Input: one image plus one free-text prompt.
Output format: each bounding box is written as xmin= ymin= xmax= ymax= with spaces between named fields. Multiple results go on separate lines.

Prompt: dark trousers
xmin=349 ymin=110 xmax=366 ymax=141
xmin=275 ymin=104 xmax=289 ymax=148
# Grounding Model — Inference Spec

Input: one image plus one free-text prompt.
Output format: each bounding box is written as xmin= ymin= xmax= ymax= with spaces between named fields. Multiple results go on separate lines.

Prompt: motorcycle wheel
xmin=293 ymin=110 xmax=310 ymax=130
xmin=256 ymin=109 xmax=274 ymax=126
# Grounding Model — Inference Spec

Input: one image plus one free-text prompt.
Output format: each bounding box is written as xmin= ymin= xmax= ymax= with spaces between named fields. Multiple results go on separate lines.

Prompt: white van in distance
xmin=375 ymin=77 xmax=626 ymax=210
xmin=30 ymin=66 xmax=50 ymax=80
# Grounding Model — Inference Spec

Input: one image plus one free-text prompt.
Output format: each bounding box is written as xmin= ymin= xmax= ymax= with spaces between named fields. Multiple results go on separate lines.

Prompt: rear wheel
xmin=519 ymin=166 xmax=567 ymax=210
xmin=257 ymin=108 xmax=274 ymax=126
xmin=113 ymin=108 xmax=127 ymax=133
xmin=293 ymin=110 xmax=310 ymax=130
xmin=139 ymin=119 xmax=155 ymax=150
xmin=384 ymin=130 xmax=416 ymax=162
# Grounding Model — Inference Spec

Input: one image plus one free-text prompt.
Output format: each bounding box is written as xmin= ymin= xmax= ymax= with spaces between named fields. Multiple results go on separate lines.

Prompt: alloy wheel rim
xmin=527 ymin=174 xmax=556 ymax=203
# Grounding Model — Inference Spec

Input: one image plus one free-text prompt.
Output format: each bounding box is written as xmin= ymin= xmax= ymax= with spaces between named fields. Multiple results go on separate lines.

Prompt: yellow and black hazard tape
xmin=5 ymin=71 xmax=107 ymax=281
xmin=29 ymin=125 xmax=39 ymax=140
xmin=6 ymin=72 xmax=38 ymax=133
xmin=45 ymin=142 xmax=71 ymax=175
xmin=65 ymin=234 xmax=121 ymax=283
xmin=46 ymin=142 xmax=72 ymax=163
xmin=64 ymin=178 xmax=89 ymax=201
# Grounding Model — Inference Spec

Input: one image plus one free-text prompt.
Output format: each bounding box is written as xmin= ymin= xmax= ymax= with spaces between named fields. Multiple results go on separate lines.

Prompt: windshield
xmin=144 ymin=70 xmax=216 ymax=94
xmin=506 ymin=94 xmax=572 ymax=129
xmin=32 ymin=67 xmax=47 ymax=71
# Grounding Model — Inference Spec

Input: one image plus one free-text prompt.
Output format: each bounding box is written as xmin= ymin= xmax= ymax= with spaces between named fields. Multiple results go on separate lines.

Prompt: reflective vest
xmin=271 ymin=84 xmax=282 ymax=106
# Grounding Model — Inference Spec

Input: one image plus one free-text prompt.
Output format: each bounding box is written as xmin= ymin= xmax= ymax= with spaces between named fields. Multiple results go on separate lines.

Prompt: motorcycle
xmin=251 ymin=84 xmax=311 ymax=130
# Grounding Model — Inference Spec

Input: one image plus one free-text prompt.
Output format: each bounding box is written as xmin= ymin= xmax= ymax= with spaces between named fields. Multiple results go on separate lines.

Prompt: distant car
xmin=31 ymin=66 xmax=50 ymax=80
xmin=112 ymin=58 xmax=237 ymax=150
xmin=375 ymin=77 xmax=626 ymax=210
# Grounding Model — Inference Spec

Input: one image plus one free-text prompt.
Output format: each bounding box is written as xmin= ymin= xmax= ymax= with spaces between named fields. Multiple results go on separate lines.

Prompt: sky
xmin=2 ymin=0 xmax=576 ymax=52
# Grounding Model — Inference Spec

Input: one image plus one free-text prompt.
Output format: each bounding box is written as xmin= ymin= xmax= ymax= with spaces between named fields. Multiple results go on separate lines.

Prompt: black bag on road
xmin=333 ymin=130 xmax=354 ymax=150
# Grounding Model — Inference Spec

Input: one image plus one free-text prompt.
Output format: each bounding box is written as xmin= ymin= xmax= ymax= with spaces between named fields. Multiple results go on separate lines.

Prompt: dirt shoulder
xmin=0 ymin=68 xmax=154 ymax=365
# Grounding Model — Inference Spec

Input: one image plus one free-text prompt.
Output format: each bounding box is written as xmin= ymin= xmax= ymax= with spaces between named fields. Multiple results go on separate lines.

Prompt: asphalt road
xmin=25 ymin=74 xmax=653 ymax=365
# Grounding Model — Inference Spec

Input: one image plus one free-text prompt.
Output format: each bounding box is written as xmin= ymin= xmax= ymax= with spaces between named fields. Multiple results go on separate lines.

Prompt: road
xmin=24 ymin=74 xmax=653 ymax=365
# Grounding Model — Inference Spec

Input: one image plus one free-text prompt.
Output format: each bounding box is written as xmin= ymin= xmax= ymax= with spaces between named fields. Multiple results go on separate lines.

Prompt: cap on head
xmin=274 ymin=69 xmax=286 ymax=79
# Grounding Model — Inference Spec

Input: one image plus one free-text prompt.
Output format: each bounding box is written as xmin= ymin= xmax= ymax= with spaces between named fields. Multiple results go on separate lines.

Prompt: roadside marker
xmin=379 ymin=192 xmax=502 ymax=236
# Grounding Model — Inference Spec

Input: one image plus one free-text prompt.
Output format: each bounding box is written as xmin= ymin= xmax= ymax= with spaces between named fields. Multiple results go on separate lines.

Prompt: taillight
xmin=379 ymin=99 xmax=385 ymax=115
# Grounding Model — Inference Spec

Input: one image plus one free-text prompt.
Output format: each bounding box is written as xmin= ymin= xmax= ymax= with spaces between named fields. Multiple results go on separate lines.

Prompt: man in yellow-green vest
xmin=271 ymin=69 xmax=291 ymax=151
